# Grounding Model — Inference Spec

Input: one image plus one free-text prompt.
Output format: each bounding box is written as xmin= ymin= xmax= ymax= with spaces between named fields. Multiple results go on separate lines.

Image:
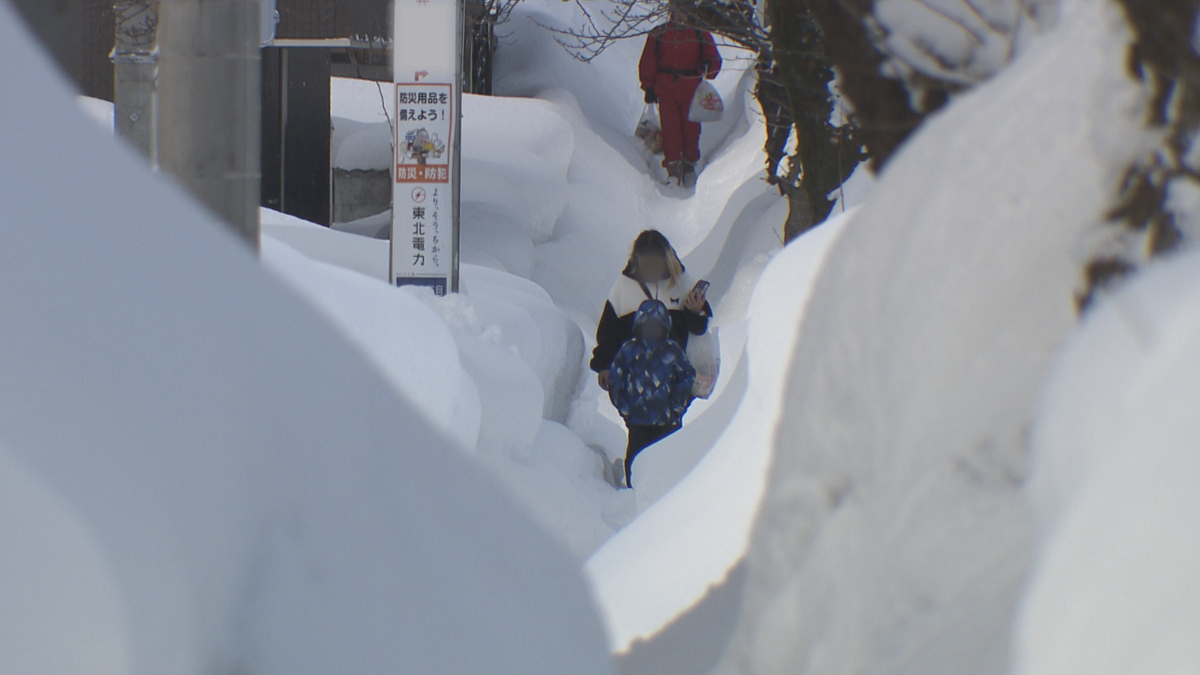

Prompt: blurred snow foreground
xmin=713 ymin=1 xmax=1196 ymax=675
xmin=0 ymin=5 xmax=613 ymax=675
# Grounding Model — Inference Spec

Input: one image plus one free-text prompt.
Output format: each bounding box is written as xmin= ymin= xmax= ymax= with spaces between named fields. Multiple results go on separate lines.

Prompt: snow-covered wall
xmin=714 ymin=2 xmax=1155 ymax=674
xmin=0 ymin=10 xmax=614 ymax=675
xmin=1015 ymin=249 xmax=1200 ymax=675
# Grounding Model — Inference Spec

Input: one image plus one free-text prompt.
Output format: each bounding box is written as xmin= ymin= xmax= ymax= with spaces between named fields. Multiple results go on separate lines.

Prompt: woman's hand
xmin=598 ymin=370 xmax=611 ymax=391
xmin=684 ymin=287 xmax=707 ymax=314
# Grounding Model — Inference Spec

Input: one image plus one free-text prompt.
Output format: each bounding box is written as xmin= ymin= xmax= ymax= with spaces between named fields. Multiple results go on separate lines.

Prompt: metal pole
xmin=156 ymin=0 xmax=261 ymax=248
xmin=451 ymin=0 xmax=464 ymax=293
xmin=113 ymin=0 xmax=158 ymax=160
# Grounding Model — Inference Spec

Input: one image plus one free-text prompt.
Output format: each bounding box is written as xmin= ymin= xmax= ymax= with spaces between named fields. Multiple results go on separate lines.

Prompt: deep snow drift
xmin=714 ymin=2 xmax=1156 ymax=674
xmin=1016 ymin=250 xmax=1200 ymax=675
xmin=0 ymin=8 xmax=613 ymax=675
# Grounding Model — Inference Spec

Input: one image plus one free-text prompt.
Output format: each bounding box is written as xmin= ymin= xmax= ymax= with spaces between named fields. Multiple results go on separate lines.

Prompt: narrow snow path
xmin=297 ymin=0 xmax=866 ymax=653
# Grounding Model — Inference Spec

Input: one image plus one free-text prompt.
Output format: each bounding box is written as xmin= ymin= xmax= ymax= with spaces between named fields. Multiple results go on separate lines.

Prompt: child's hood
xmin=633 ymin=299 xmax=672 ymax=336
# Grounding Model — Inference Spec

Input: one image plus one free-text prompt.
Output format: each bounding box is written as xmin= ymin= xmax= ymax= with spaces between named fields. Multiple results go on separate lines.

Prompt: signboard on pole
xmin=392 ymin=0 xmax=462 ymax=296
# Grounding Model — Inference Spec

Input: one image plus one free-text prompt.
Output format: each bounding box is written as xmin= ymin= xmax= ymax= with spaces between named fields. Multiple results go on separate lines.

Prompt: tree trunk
xmin=808 ymin=0 xmax=936 ymax=171
xmin=766 ymin=0 xmax=865 ymax=241
xmin=782 ymin=174 xmax=814 ymax=243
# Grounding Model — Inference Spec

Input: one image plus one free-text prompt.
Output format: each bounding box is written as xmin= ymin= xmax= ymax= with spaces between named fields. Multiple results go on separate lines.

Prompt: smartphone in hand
xmin=692 ymin=279 xmax=711 ymax=296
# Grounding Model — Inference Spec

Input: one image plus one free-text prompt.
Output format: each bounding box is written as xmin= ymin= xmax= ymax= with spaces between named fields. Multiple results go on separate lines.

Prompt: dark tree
xmin=1079 ymin=0 xmax=1200 ymax=309
xmin=806 ymin=0 xmax=943 ymax=172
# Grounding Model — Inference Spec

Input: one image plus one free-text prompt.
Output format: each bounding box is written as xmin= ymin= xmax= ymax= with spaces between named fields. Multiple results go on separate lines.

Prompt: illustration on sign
xmin=403 ymin=128 xmax=445 ymax=165
xmin=395 ymin=83 xmax=452 ymax=184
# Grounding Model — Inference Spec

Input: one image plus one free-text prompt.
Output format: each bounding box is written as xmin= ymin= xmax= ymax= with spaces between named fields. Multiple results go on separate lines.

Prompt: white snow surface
xmin=0 ymin=9 xmax=614 ymax=675
xmin=1015 ymin=250 xmax=1200 ymax=675
xmin=76 ymin=95 xmax=114 ymax=131
xmin=715 ymin=2 xmax=1157 ymax=674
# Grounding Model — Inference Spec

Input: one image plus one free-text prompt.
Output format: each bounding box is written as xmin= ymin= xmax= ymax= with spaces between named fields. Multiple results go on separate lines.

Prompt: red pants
xmin=659 ymin=96 xmax=701 ymax=166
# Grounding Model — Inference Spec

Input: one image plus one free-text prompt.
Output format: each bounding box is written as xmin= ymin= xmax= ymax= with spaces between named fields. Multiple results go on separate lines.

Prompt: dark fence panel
xmin=277 ymin=0 xmax=390 ymax=41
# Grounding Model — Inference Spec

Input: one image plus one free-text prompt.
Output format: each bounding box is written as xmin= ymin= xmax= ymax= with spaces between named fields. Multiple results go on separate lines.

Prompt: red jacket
xmin=639 ymin=24 xmax=722 ymax=102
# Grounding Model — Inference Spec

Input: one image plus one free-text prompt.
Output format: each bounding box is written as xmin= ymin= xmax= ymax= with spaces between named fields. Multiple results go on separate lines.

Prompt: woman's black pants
xmin=624 ymin=423 xmax=681 ymax=488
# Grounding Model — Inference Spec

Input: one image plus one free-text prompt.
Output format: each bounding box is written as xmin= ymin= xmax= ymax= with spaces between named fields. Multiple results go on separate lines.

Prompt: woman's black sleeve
xmin=590 ymin=301 xmax=624 ymax=373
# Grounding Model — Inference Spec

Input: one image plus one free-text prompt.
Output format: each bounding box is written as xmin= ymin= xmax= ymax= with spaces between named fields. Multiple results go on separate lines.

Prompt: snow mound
xmin=261 ymin=225 xmax=483 ymax=451
xmin=0 ymin=448 xmax=129 ymax=675
xmin=1016 ymin=250 xmax=1200 ymax=675
xmin=715 ymin=2 xmax=1154 ymax=674
xmin=332 ymin=117 xmax=391 ymax=171
xmin=463 ymin=93 xmax=574 ymax=246
xmin=260 ymin=207 xmax=631 ymax=560
xmin=0 ymin=10 xmax=613 ymax=675
xmin=76 ymin=95 xmax=114 ymax=131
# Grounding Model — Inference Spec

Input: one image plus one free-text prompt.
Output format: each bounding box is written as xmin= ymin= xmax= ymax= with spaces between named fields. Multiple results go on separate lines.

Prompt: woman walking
xmin=591 ymin=230 xmax=712 ymax=486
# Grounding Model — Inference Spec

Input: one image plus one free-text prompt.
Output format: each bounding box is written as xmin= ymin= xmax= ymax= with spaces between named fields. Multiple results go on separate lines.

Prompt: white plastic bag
xmin=688 ymin=80 xmax=724 ymax=123
xmin=687 ymin=328 xmax=721 ymax=399
xmin=634 ymin=103 xmax=663 ymax=154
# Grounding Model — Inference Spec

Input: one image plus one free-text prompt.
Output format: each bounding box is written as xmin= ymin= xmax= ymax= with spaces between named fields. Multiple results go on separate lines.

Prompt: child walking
xmin=608 ymin=299 xmax=696 ymax=488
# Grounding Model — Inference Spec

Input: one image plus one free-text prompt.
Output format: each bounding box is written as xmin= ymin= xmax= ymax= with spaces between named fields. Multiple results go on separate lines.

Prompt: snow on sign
xmin=392 ymin=0 xmax=460 ymax=295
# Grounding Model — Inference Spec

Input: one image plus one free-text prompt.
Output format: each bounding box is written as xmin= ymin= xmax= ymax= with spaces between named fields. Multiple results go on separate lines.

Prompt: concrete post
xmin=156 ymin=0 xmax=261 ymax=247
xmin=113 ymin=1 xmax=158 ymax=160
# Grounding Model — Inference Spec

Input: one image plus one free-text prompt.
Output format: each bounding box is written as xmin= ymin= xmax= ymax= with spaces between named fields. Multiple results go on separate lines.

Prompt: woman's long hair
xmin=622 ymin=230 xmax=685 ymax=289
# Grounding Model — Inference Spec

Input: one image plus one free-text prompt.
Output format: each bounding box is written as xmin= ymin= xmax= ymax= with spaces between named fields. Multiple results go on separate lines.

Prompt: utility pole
xmin=156 ymin=0 xmax=261 ymax=248
xmin=113 ymin=1 xmax=158 ymax=160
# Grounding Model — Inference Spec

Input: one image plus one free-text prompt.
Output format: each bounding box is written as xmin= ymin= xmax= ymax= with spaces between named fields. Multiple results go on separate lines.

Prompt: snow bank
xmin=76 ymin=95 xmax=114 ymax=131
xmin=260 ymin=208 xmax=632 ymax=559
xmin=331 ymin=117 xmax=391 ymax=171
xmin=261 ymin=225 xmax=482 ymax=451
xmin=0 ymin=448 xmax=129 ymax=675
xmin=263 ymin=207 xmax=389 ymax=278
xmin=0 ymin=10 xmax=613 ymax=675
xmin=587 ymin=210 xmax=850 ymax=652
xmin=1015 ymin=251 xmax=1200 ymax=675
xmin=462 ymin=93 xmax=574 ymax=246
xmin=715 ymin=2 xmax=1154 ymax=674
xmin=332 ymin=76 xmax=393 ymax=124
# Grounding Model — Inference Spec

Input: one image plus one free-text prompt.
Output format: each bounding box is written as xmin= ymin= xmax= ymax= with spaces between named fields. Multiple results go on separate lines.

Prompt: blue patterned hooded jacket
xmin=609 ymin=300 xmax=697 ymax=426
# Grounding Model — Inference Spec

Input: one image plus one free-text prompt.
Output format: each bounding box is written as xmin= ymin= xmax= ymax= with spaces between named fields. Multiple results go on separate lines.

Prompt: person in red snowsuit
xmin=639 ymin=12 xmax=721 ymax=185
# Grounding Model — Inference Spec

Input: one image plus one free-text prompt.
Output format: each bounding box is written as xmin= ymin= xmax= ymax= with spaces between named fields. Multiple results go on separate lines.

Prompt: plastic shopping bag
xmin=635 ymin=103 xmax=664 ymax=155
xmin=688 ymin=80 xmax=724 ymax=123
xmin=687 ymin=328 xmax=721 ymax=399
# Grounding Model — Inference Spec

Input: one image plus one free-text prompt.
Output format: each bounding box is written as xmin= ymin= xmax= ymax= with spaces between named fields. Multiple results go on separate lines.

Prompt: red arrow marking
xmin=414 ymin=70 xmax=429 ymax=82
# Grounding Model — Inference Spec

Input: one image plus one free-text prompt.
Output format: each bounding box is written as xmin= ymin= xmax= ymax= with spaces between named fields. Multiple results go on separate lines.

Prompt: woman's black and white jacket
xmin=590 ymin=271 xmax=711 ymax=373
